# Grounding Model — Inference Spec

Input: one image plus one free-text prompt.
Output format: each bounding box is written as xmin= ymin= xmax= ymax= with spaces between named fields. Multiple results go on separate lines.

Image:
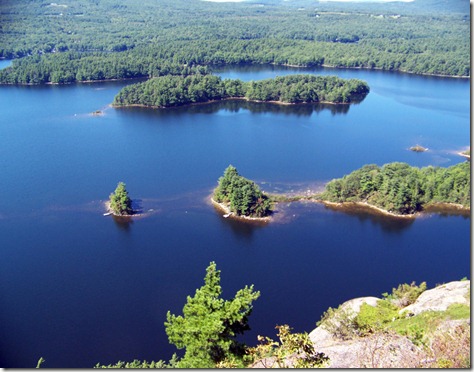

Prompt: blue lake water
xmin=0 ymin=64 xmax=470 ymax=367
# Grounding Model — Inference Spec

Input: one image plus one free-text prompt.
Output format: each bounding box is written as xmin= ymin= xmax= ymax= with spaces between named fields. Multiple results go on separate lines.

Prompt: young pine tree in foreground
xmin=165 ymin=261 xmax=260 ymax=368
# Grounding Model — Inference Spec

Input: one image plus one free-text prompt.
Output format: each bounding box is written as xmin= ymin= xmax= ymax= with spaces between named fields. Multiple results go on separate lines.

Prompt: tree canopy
xmin=0 ymin=0 xmax=469 ymax=84
xmin=213 ymin=165 xmax=273 ymax=218
xmin=112 ymin=74 xmax=369 ymax=108
xmin=320 ymin=161 xmax=470 ymax=215
xmin=109 ymin=182 xmax=133 ymax=216
xmin=164 ymin=262 xmax=260 ymax=368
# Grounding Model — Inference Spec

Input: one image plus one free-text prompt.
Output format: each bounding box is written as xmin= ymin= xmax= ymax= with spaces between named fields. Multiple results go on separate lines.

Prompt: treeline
xmin=0 ymin=51 xmax=208 ymax=84
xmin=0 ymin=0 xmax=469 ymax=84
xmin=213 ymin=165 xmax=272 ymax=218
xmin=320 ymin=161 xmax=470 ymax=215
xmin=0 ymin=36 xmax=468 ymax=84
xmin=112 ymin=74 xmax=369 ymax=107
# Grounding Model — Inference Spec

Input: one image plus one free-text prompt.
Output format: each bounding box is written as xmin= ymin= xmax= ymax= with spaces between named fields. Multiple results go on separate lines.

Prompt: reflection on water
xmin=214 ymin=205 xmax=268 ymax=242
xmin=115 ymin=98 xmax=353 ymax=117
xmin=112 ymin=215 xmax=134 ymax=231
xmin=321 ymin=203 xmax=416 ymax=233
xmin=0 ymin=64 xmax=470 ymax=368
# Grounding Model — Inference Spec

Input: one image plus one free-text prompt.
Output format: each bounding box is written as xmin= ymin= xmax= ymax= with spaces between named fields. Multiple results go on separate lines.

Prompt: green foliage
xmin=94 ymin=355 xmax=179 ymax=369
xmin=321 ymin=161 xmax=470 ymax=215
xmin=164 ymin=262 xmax=260 ymax=368
xmin=36 ymin=357 xmax=45 ymax=368
xmin=443 ymin=303 xmax=470 ymax=320
xmin=316 ymin=305 xmax=358 ymax=340
xmin=0 ymin=0 xmax=469 ymax=84
xmin=109 ymin=182 xmax=132 ymax=216
xmin=382 ymin=281 xmax=427 ymax=307
xmin=214 ymin=165 xmax=273 ymax=218
xmin=318 ymin=300 xmax=400 ymax=339
xmin=113 ymin=74 xmax=369 ymax=108
xmin=248 ymin=325 xmax=329 ymax=368
xmin=354 ymin=301 xmax=400 ymax=335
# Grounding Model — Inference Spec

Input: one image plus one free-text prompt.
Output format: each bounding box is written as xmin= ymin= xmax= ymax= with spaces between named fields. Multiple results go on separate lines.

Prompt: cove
xmin=0 ymin=65 xmax=469 ymax=367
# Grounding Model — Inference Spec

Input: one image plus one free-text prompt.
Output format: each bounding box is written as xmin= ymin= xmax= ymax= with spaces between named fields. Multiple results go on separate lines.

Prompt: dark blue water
xmin=0 ymin=65 xmax=470 ymax=367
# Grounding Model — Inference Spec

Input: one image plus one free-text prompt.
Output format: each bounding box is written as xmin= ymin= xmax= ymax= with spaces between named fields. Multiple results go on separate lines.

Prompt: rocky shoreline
xmin=210 ymin=197 xmax=271 ymax=222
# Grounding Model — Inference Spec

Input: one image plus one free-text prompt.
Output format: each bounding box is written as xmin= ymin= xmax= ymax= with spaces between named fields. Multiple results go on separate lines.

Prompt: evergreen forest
xmin=213 ymin=165 xmax=273 ymax=218
xmin=0 ymin=0 xmax=469 ymax=85
xmin=320 ymin=161 xmax=470 ymax=215
xmin=112 ymin=74 xmax=369 ymax=107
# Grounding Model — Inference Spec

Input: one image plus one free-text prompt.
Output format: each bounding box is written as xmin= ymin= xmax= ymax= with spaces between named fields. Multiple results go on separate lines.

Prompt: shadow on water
xmin=213 ymin=206 xmax=268 ymax=242
xmin=115 ymin=99 xmax=353 ymax=118
xmin=321 ymin=203 xmax=416 ymax=233
xmin=131 ymin=199 xmax=144 ymax=214
xmin=112 ymin=215 xmax=134 ymax=231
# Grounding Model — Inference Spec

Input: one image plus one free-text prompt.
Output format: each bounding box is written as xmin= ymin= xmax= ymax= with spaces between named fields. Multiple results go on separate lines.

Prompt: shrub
xmin=355 ymin=301 xmax=400 ymax=335
xmin=382 ymin=281 xmax=427 ymax=308
xmin=317 ymin=305 xmax=358 ymax=340
xmin=248 ymin=325 xmax=329 ymax=368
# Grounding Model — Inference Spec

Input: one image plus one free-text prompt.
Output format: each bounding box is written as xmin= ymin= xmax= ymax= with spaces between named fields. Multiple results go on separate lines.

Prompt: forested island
xmin=107 ymin=182 xmax=133 ymax=216
xmin=0 ymin=0 xmax=469 ymax=85
xmin=212 ymin=161 xmax=470 ymax=221
xmin=113 ymin=74 xmax=369 ymax=108
xmin=213 ymin=166 xmax=273 ymax=219
xmin=318 ymin=161 xmax=470 ymax=216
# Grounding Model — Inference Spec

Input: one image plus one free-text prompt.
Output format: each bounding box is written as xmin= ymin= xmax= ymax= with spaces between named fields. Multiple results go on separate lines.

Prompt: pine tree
xmin=165 ymin=262 xmax=260 ymax=368
xmin=109 ymin=182 xmax=133 ymax=216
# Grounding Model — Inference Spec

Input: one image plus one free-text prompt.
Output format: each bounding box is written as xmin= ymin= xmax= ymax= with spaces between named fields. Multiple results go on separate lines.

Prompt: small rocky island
xmin=409 ymin=144 xmax=427 ymax=152
xmin=107 ymin=181 xmax=133 ymax=216
xmin=112 ymin=74 xmax=370 ymax=108
xmin=212 ymin=165 xmax=273 ymax=220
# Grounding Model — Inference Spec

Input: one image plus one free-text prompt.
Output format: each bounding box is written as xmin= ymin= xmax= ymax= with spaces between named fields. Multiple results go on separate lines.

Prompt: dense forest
xmin=112 ymin=74 xmax=369 ymax=107
xmin=0 ymin=0 xmax=469 ymax=84
xmin=213 ymin=165 xmax=272 ymax=218
xmin=319 ymin=161 xmax=470 ymax=215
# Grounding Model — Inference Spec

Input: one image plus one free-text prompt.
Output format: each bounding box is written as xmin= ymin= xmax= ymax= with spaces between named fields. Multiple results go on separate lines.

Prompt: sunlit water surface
xmin=0 ymin=63 xmax=470 ymax=367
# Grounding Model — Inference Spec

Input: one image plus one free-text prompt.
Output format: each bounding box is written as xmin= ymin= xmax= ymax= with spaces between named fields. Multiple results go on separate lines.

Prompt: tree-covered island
xmin=213 ymin=165 xmax=273 ymax=220
xmin=107 ymin=181 xmax=133 ymax=216
xmin=317 ymin=161 xmax=470 ymax=216
xmin=213 ymin=162 xmax=470 ymax=221
xmin=112 ymin=74 xmax=369 ymax=108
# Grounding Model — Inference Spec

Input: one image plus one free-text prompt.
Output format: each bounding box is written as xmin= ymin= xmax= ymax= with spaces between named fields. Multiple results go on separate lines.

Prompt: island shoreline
xmin=210 ymin=197 xmax=272 ymax=222
xmin=111 ymin=96 xmax=356 ymax=110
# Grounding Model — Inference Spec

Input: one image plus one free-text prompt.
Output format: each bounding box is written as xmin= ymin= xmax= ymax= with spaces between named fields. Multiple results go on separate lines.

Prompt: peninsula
xmin=112 ymin=74 xmax=369 ymax=108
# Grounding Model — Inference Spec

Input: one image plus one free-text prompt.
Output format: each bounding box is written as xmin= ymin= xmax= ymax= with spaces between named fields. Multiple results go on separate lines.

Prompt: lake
xmin=0 ymin=63 xmax=470 ymax=367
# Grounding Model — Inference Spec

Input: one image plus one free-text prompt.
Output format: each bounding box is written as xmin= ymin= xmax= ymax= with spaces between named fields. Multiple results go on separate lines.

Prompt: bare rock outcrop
xmin=402 ymin=280 xmax=470 ymax=315
xmin=307 ymin=281 xmax=470 ymax=368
